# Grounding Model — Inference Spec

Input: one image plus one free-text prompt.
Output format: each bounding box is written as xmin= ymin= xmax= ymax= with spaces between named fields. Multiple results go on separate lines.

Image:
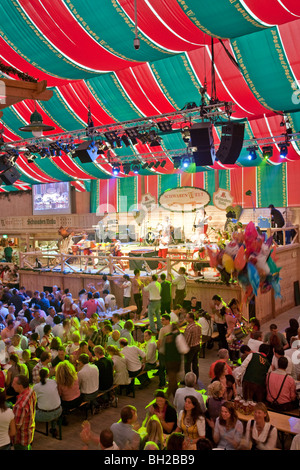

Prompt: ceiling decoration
xmin=0 ymin=0 xmax=299 ymax=189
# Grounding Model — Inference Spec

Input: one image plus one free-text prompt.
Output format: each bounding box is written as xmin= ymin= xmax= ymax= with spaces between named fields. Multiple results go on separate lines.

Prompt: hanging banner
xmin=158 ymin=186 xmax=210 ymax=213
xmin=213 ymin=188 xmax=234 ymax=210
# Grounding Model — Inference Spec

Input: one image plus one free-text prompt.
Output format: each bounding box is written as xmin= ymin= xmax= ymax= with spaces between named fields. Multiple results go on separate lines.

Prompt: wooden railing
xmin=19 ymin=250 xmax=211 ymax=279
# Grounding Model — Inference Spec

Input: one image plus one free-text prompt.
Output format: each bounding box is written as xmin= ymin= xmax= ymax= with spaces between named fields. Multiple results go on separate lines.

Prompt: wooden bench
xmin=35 ymin=415 xmax=62 ymax=440
xmin=68 ymin=385 xmax=119 ymax=419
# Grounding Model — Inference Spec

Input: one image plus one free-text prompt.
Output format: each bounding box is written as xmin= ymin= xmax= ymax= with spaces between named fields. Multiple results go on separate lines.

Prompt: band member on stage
xmin=157 ymin=230 xmax=169 ymax=269
xmin=77 ymin=233 xmax=97 ymax=271
xmin=110 ymin=238 xmax=124 ymax=270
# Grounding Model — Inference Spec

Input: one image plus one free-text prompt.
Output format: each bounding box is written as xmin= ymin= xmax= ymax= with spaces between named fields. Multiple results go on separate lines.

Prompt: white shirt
xmin=247 ymin=338 xmax=263 ymax=353
xmin=105 ymin=294 xmax=117 ymax=311
xmin=177 ymin=410 xmax=206 ymax=437
xmin=122 ymin=345 xmax=146 ymax=372
xmin=198 ymin=316 xmax=213 ymax=336
xmin=123 ymin=281 xmax=131 ymax=298
xmin=52 ymin=323 xmax=64 ymax=340
xmin=0 ymin=407 xmax=14 ymax=447
xmin=0 ymin=306 xmax=9 ymax=318
xmin=143 ymin=281 xmax=161 ymax=301
xmin=78 ymin=363 xmax=99 ymax=394
xmin=158 ymin=236 xmax=169 ymax=250
xmin=33 ymin=378 xmax=61 ymax=410
xmin=244 ymin=420 xmax=278 ymax=450
xmin=95 ymin=297 xmax=106 ymax=312
xmin=170 ymin=311 xmax=179 ymax=323
xmin=174 ymin=387 xmax=206 ymax=414
xmin=172 ymin=274 xmax=187 ymax=291
xmin=145 ymin=340 xmax=157 ymax=364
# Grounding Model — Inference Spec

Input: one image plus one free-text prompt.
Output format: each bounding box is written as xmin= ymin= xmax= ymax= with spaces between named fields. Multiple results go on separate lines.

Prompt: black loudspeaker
xmin=74 ymin=140 xmax=98 ymax=163
xmin=0 ymin=166 xmax=20 ymax=185
xmin=216 ymin=122 xmax=245 ymax=164
xmin=189 ymin=122 xmax=216 ymax=166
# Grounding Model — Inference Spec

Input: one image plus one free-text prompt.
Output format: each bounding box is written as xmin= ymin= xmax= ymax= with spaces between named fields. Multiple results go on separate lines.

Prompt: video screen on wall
xmin=32 ymin=182 xmax=72 ymax=215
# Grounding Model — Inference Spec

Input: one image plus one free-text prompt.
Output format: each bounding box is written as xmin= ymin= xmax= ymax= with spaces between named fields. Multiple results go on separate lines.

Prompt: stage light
xmin=182 ymin=156 xmax=191 ymax=168
xmin=246 ymin=146 xmax=257 ymax=161
xmin=141 ymin=162 xmax=148 ymax=169
xmin=157 ymin=120 xmax=172 ymax=133
xmin=173 ymin=156 xmax=181 ymax=169
xmin=112 ymin=164 xmax=120 ymax=176
xmin=148 ymin=130 xmax=162 ymax=147
xmin=131 ymin=162 xmax=140 ymax=174
xmin=148 ymin=162 xmax=154 ymax=169
xmin=279 ymin=143 xmax=289 ymax=158
xmin=181 ymin=125 xmax=191 ymax=144
xmin=122 ymin=162 xmax=131 ymax=175
xmin=137 ymin=132 xmax=149 ymax=145
xmin=154 ymin=161 xmax=160 ymax=168
xmin=125 ymin=128 xmax=139 ymax=146
xmin=262 ymin=145 xmax=273 ymax=159
xmin=121 ymin=135 xmax=131 ymax=147
xmin=160 ymin=160 xmax=167 ymax=168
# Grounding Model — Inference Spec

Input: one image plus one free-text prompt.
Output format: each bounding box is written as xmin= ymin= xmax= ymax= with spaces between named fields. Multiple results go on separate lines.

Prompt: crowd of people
xmin=0 ymin=276 xmax=300 ymax=451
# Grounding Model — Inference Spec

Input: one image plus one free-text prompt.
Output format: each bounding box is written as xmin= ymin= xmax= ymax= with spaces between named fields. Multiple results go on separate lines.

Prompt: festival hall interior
xmin=0 ymin=0 xmax=300 ymax=454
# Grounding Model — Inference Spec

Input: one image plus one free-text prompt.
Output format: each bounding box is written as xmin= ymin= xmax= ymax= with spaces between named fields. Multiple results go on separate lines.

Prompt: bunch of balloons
xmin=206 ymin=221 xmax=281 ymax=301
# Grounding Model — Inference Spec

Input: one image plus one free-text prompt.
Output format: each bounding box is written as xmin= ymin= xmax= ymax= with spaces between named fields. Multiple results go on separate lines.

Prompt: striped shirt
xmin=184 ymin=321 xmax=202 ymax=348
xmin=13 ymin=387 xmax=37 ymax=447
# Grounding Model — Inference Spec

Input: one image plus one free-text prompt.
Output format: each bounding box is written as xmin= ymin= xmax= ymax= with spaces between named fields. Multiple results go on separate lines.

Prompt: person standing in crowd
xmin=235 ymin=344 xmax=270 ymax=403
xmin=0 ymin=387 xmax=16 ymax=450
xmin=211 ymin=295 xmax=229 ymax=350
xmin=12 ymin=375 xmax=37 ymax=450
xmin=156 ymin=313 xmax=172 ymax=388
xmin=131 ymin=269 xmax=144 ymax=319
xmin=164 ymin=323 xmax=182 ymax=399
xmin=121 ymin=274 xmax=132 ymax=308
xmin=160 ymin=273 xmax=172 ymax=315
xmin=268 ymin=204 xmax=285 ymax=245
xmin=171 ymin=267 xmax=187 ymax=307
xmin=143 ymin=329 xmax=158 ymax=371
xmin=143 ymin=274 xmax=162 ymax=334
xmin=184 ymin=312 xmax=202 ymax=379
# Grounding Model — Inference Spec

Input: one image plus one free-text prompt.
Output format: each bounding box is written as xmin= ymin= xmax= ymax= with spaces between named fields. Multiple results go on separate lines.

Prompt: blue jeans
xmin=148 ymin=300 xmax=161 ymax=333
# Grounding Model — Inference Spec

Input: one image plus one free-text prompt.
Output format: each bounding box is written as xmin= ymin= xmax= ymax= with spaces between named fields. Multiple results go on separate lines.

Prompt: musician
xmin=110 ymin=239 xmax=124 ymax=270
xmin=58 ymin=227 xmax=74 ymax=255
xmin=77 ymin=233 xmax=97 ymax=271
xmin=157 ymin=230 xmax=169 ymax=269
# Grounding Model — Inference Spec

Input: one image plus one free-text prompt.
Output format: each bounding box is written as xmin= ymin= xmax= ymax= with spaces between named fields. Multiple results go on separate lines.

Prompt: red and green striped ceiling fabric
xmin=0 ymin=0 xmax=299 ymax=205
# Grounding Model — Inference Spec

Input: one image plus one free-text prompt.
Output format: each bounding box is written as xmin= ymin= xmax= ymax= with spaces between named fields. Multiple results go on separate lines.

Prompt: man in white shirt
xmin=121 ymin=274 xmax=132 ymax=308
xmin=143 ymin=274 xmax=162 ymax=333
xmin=0 ymin=301 xmax=9 ymax=319
xmin=45 ymin=307 xmax=57 ymax=327
xmin=77 ymin=353 xmax=99 ymax=405
xmin=103 ymin=290 xmax=117 ymax=311
xmin=247 ymin=331 xmax=264 ymax=353
xmin=143 ymin=329 xmax=158 ymax=370
xmin=119 ymin=337 xmax=150 ymax=389
xmin=171 ymin=267 xmax=187 ymax=306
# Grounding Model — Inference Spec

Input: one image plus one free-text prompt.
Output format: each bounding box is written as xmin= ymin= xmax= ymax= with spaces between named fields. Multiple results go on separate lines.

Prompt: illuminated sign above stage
xmin=158 ymin=186 xmax=210 ymax=213
xmin=213 ymin=188 xmax=234 ymax=211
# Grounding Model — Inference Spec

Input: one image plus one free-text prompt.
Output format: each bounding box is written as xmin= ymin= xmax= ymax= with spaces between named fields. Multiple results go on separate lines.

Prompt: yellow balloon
xmin=222 ymin=253 xmax=235 ymax=273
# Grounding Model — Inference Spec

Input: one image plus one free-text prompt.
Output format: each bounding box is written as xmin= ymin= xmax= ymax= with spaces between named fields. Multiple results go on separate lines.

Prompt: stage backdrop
xmin=90 ymin=163 xmax=299 ymax=214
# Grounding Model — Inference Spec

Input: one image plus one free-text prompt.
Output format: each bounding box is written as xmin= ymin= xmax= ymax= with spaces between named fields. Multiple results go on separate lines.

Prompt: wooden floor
xmin=30 ymin=304 xmax=300 ymax=451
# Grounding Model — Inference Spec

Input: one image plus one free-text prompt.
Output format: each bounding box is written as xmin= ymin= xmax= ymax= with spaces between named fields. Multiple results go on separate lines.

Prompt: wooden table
xmin=237 ymin=409 xmax=300 ymax=449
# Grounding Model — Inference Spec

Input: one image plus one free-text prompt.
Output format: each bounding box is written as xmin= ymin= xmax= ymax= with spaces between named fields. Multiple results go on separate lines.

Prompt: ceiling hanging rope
xmin=133 ymin=0 xmax=140 ymax=50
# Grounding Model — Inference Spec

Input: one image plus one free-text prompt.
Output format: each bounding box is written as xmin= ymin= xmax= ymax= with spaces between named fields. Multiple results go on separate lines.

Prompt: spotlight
xmin=121 ymin=135 xmax=131 ymax=147
xmin=181 ymin=125 xmax=191 ymax=144
xmin=148 ymin=162 xmax=154 ymax=169
xmin=131 ymin=162 xmax=140 ymax=174
xmin=104 ymin=131 xmax=117 ymax=148
xmin=182 ymin=156 xmax=191 ymax=168
xmin=137 ymin=132 xmax=149 ymax=145
xmin=142 ymin=162 xmax=148 ymax=169
xmin=157 ymin=120 xmax=173 ymax=133
xmin=246 ymin=146 xmax=258 ymax=161
xmin=173 ymin=156 xmax=181 ymax=169
xmin=154 ymin=161 xmax=160 ymax=168
xmin=279 ymin=143 xmax=289 ymax=158
xmin=148 ymin=130 xmax=162 ymax=147
xmin=125 ymin=128 xmax=139 ymax=146
xmin=112 ymin=164 xmax=120 ymax=176
xmin=122 ymin=163 xmax=131 ymax=175
xmin=160 ymin=160 xmax=167 ymax=168
xmin=115 ymin=136 xmax=122 ymax=148
xmin=262 ymin=145 xmax=273 ymax=159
